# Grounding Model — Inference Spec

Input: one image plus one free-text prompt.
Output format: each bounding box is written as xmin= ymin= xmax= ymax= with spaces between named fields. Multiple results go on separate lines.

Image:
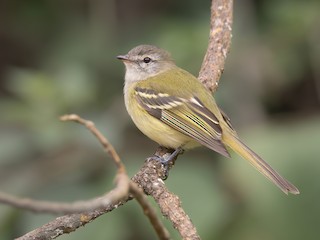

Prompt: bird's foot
xmin=147 ymin=147 xmax=184 ymax=180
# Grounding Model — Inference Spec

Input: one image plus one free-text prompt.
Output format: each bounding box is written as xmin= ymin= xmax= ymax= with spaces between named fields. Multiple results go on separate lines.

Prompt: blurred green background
xmin=0 ymin=0 xmax=319 ymax=239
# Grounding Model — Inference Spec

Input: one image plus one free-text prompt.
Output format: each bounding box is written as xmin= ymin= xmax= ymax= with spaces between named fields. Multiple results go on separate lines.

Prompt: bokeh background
xmin=0 ymin=0 xmax=319 ymax=239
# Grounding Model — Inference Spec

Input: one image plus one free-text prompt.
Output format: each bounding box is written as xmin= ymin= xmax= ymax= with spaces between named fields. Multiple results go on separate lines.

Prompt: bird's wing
xmin=134 ymin=87 xmax=230 ymax=157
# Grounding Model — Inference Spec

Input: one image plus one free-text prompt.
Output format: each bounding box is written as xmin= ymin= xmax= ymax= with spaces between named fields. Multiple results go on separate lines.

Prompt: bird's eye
xmin=143 ymin=57 xmax=151 ymax=63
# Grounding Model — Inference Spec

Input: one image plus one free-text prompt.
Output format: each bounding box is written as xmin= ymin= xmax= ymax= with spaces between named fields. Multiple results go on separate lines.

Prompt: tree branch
xmin=130 ymin=182 xmax=170 ymax=240
xmin=199 ymin=0 xmax=233 ymax=92
xmin=13 ymin=115 xmax=170 ymax=240
xmin=142 ymin=0 xmax=234 ymax=238
xmin=132 ymin=148 xmax=200 ymax=240
xmin=1 ymin=172 xmax=129 ymax=214
xmin=60 ymin=114 xmax=125 ymax=171
xmin=15 ymin=203 xmax=127 ymax=240
xmin=11 ymin=0 xmax=233 ymax=239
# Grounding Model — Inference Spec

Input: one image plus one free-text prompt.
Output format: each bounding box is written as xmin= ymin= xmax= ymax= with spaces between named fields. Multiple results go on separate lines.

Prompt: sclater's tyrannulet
xmin=117 ymin=45 xmax=299 ymax=195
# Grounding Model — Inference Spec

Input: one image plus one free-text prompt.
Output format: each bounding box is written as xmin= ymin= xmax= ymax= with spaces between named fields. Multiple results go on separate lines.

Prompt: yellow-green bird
xmin=117 ymin=44 xmax=299 ymax=195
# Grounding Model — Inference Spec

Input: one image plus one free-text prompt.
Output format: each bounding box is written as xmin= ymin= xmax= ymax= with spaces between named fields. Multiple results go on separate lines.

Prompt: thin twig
xmin=0 ymin=115 xmax=131 ymax=214
xmin=130 ymin=182 xmax=171 ymax=240
xmin=1 ymin=173 xmax=129 ymax=214
xmin=14 ymin=115 xmax=170 ymax=240
xmin=60 ymin=114 xmax=170 ymax=238
xmin=60 ymin=114 xmax=125 ymax=172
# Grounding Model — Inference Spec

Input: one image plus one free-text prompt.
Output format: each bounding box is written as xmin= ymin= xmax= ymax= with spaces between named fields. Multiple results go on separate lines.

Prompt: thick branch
xmin=132 ymin=147 xmax=200 ymax=240
xmin=142 ymin=0 xmax=234 ymax=238
xmin=15 ymin=206 xmax=125 ymax=240
xmin=199 ymin=0 xmax=233 ymax=92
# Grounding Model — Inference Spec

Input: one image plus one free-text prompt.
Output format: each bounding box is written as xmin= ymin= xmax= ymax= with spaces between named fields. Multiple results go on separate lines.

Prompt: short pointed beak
xmin=116 ymin=55 xmax=129 ymax=61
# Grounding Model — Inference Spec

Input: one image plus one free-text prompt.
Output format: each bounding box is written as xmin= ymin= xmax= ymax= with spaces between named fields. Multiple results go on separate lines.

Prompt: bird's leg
xmin=161 ymin=147 xmax=184 ymax=165
xmin=147 ymin=147 xmax=184 ymax=180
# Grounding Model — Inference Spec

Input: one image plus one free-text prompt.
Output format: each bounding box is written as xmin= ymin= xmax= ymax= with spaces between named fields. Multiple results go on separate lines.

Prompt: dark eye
xmin=143 ymin=57 xmax=151 ymax=63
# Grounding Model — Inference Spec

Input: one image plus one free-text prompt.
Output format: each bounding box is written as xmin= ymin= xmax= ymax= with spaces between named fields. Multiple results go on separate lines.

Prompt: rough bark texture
xmin=199 ymin=0 xmax=233 ymax=92
xmin=132 ymin=147 xmax=201 ymax=240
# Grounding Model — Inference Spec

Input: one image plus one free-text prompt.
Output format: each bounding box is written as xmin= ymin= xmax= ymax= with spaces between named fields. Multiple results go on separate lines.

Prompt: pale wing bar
xmin=135 ymin=87 xmax=230 ymax=157
xmin=161 ymin=109 xmax=230 ymax=157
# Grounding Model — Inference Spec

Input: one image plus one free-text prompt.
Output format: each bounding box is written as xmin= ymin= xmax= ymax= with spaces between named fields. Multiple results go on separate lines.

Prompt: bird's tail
xmin=223 ymin=132 xmax=300 ymax=195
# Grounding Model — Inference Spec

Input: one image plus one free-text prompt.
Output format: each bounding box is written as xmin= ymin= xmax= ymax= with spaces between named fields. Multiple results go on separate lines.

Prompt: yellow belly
xmin=133 ymin=112 xmax=199 ymax=149
xmin=125 ymin=89 xmax=198 ymax=150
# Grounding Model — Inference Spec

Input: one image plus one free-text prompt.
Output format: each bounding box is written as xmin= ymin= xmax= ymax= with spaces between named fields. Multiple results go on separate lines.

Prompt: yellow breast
xmin=124 ymin=82 xmax=198 ymax=150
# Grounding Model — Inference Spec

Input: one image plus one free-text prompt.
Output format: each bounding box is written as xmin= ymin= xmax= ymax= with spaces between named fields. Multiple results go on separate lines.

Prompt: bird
xmin=117 ymin=44 xmax=299 ymax=195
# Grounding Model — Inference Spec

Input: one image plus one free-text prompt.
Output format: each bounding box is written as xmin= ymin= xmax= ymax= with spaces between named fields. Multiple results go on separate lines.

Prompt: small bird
xmin=117 ymin=44 xmax=299 ymax=195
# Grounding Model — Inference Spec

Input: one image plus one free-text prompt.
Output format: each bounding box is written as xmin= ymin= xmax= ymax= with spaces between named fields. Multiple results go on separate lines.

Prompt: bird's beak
xmin=116 ymin=55 xmax=129 ymax=61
